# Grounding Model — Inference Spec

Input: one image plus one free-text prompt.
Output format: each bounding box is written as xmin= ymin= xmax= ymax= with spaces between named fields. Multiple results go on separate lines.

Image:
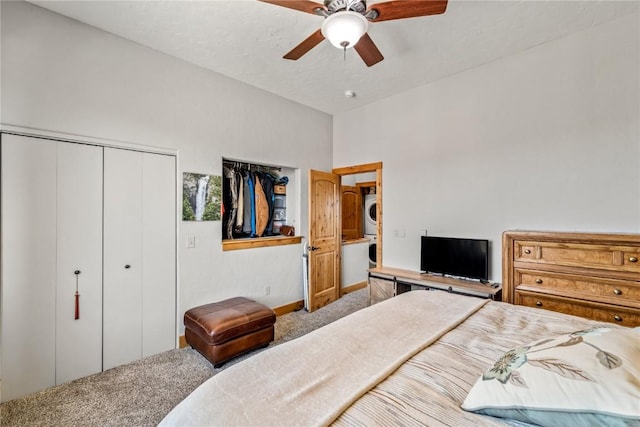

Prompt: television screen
xmin=420 ymin=236 xmax=489 ymax=281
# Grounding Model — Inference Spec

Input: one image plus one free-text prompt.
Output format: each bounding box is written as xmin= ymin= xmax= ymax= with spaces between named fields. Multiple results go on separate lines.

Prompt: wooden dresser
xmin=502 ymin=231 xmax=640 ymax=327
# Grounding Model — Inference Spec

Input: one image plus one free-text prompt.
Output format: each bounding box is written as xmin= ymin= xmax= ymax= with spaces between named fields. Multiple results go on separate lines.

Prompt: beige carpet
xmin=0 ymin=289 xmax=368 ymax=427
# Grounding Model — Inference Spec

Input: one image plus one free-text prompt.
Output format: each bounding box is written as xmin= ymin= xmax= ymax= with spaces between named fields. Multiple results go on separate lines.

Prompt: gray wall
xmin=2 ymin=1 xmax=639 ymax=325
xmin=1 ymin=1 xmax=333 ymax=334
xmin=333 ymin=12 xmax=640 ymax=281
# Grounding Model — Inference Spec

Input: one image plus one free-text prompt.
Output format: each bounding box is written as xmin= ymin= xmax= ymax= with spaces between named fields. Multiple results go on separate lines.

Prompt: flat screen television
xmin=420 ymin=236 xmax=489 ymax=281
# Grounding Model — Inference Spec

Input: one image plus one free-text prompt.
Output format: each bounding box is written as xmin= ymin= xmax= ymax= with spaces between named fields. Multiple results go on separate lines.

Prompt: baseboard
xmin=273 ymin=299 xmax=305 ymax=316
xmin=341 ymin=281 xmax=367 ymax=296
xmin=273 ymin=284 xmax=366 ymax=314
xmin=179 ymin=335 xmax=188 ymax=348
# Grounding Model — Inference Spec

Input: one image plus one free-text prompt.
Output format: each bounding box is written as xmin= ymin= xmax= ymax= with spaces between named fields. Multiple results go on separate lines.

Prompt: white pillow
xmin=461 ymin=326 xmax=640 ymax=427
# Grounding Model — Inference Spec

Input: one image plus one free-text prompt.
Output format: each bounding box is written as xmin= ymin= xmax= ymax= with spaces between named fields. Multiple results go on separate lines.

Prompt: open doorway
xmin=306 ymin=162 xmax=382 ymax=312
xmin=334 ymin=163 xmax=382 ymax=299
xmin=333 ymin=162 xmax=382 ymax=269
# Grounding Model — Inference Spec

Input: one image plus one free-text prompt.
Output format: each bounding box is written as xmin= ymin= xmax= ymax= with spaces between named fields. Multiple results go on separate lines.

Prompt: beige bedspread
xmin=160 ymin=291 xmax=488 ymax=426
xmin=162 ymin=291 xmax=607 ymax=427
xmin=333 ymin=298 xmax=609 ymax=427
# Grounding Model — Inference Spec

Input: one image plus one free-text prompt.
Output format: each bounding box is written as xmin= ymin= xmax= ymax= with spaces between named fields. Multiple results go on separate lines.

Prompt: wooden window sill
xmin=222 ymin=235 xmax=302 ymax=251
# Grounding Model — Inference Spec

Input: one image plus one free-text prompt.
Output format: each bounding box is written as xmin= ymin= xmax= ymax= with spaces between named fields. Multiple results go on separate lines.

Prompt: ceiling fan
xmin=260 ymin=0 xmax=448 ymax=67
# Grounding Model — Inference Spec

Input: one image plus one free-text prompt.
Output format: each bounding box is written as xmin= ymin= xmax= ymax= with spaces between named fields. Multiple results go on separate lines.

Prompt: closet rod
xmin=223 ymin=160 xmax=282 ymax=172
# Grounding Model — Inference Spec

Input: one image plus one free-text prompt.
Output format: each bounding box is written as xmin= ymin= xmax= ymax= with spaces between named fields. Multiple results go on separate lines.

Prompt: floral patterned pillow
xmin=461 ymin=326 xmax=640 ymax=427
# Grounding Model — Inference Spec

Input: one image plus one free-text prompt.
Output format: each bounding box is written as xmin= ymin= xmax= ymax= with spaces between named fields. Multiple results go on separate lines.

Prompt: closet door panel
xmin=141 ymin=153 xmax=176 ymax=356
xmin=55 ymin=142 xmax=103 ymax=385
xmin=103 ymin=148 xmax=143 ymax=370
xmin=1 ymin=135 xmax=57 ymax=402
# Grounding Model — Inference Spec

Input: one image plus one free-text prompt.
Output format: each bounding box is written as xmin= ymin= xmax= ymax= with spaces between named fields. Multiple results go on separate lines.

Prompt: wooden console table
xmin=368 ymin=266 xmax=502 ymax=305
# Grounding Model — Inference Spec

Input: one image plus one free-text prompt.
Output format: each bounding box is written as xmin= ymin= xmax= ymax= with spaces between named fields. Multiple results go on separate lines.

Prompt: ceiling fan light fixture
xmin=321 ymin=11 xmax=368 ymax=49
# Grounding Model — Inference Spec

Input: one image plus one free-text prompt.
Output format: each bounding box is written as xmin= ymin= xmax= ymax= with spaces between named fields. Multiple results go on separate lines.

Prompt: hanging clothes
xmin=222 ymin=161 xmax=284 ymax=239
xmin=222 ymin=166 xmax=232 ymax=239
xmin=242 ymin=171 xmax=252 ymax=236
xmin=254 ymin=172 xmax=269 ymax=237
xmin=223 ymin=165 xmax=239 ymax=240
xmin=234 ymin=168 xmax=244 ymax=234
xmin=249 ymin=172 xmax=257 ymax=237
xmin=260 ymin=173 xmax=275 ymax=236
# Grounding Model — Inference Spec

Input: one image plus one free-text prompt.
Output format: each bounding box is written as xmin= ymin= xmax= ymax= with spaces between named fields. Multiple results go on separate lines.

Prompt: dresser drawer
xmin=515 ymin=290 xmax=640 ymax=327
xmin=514 ymin=241 xmax=640 ymax=273
xmin=515 ymin=269 xmax=640 ymax=304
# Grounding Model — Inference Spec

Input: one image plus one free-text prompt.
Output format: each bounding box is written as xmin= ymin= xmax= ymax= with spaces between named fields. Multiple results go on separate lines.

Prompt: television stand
xmin=368 ymin=266 xmax=502 ymax=305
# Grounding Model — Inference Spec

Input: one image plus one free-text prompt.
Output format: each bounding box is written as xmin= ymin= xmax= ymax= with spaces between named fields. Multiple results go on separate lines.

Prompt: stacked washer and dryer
xmin=364 ymin=194 xmax=377 ymax=268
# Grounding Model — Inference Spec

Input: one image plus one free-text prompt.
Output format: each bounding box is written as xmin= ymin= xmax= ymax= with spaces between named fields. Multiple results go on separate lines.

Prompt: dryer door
xmin=368 ymin=240 xmax=377 ymax=268
xmin=364 ymin=195 xmax=377 ymax=235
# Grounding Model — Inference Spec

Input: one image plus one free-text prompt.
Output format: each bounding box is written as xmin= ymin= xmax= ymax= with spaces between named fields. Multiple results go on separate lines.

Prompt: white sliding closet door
xmin=142 ymin=153 xmax=176 ymax=357
xmin=1 ymin=134 xmax=175 ymax=400
xmin=1 ymin=135 xmax=57 ymax=402
xmin=55 ymin=142 xmax=103 ymax=385
xmin=103 ymin=148 xmax=176 ymax=370
xmin=103 ymin=148 xmax=144 ymax=370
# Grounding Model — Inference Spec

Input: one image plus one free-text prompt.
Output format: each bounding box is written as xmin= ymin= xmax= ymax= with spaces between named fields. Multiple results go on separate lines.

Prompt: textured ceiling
xmin=30 ymin=0 xmax=638 ymax=115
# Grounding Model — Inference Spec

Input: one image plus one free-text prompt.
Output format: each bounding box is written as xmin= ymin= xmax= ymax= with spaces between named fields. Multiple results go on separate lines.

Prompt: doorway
xmin=306 ymin=162 xmax=382 ymax=312
xmin=333 ymin=162 xmax=383 ymax=269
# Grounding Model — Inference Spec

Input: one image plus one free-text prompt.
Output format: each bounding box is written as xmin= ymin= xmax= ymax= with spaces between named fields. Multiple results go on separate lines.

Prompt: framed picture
xmin=182 ymin=172 xmax=221 ymax=221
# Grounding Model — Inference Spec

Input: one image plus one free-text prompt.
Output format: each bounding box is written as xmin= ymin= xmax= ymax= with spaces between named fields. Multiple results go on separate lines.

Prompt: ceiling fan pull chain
xmin=340 ymin=40 xmax=349 ymax=62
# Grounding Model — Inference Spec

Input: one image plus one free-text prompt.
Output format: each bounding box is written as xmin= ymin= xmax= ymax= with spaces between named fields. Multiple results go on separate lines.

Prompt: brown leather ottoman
xmin=184 ymin=297 xmax=276 ymax=368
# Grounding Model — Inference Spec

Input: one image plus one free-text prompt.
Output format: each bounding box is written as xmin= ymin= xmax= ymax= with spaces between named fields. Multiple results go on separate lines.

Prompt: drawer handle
xmin=629 ymin=256 xmax=638 ymax=263
xmin=614 ymin=315 xmax=623 ymax=322
xmin=535 ymin=301 xmax=543 ymax=307
xmin=613 ymin=288 xmax=622 ymax=295
xmin=524 ymin=249 xmax=531 ymax=255
xmin=535 ymin=279 xmax=543 ymax=284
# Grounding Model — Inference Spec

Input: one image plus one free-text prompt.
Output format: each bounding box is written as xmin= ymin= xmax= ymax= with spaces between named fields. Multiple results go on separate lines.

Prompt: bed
xmin=160 ymin=289 xmax=639 ymax=426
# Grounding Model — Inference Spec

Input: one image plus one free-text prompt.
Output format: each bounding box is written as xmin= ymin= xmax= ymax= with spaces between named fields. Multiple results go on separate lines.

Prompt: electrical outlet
xmin=265 ymin=285 xmax=270 ymax=296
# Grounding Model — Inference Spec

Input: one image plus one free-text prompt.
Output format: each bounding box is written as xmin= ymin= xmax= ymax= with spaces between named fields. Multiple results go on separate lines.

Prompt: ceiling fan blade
xmin=367 ymin=0 xmax=448 ymax=22
xmin=283 ymin=29 xmax=325 ymax=60
xmin=354 ymin=33 xmax=384 ymax=67
xmin=259 ymin=0 xmax=327 ymax=15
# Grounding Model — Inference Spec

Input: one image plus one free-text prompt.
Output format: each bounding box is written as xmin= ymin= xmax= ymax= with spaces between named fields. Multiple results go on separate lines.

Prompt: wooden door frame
xmin=332 ymin=162 xmax=382 ymax=268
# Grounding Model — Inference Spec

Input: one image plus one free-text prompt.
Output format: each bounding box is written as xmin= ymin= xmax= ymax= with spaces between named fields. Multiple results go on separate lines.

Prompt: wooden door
xmin=103 ymin=148 xmax=144 ymax=370
xmin=1 ymin=135 xmax=57 ymax=402
xmin=308 ymin=170 xmax=341 ymax=312
xmin=341 ymin=185 xmax=361 ymax=240
xmin=55 ymin=142 xmax=103 ymax=385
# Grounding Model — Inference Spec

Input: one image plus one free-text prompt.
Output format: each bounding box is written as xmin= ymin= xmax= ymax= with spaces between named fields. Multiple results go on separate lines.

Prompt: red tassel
xmin=75 ymin=292 xmax=80 ymax=320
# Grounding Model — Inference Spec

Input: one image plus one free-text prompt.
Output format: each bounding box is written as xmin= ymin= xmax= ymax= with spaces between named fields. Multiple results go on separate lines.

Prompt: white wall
xmin=341 ymin=241 xmax=369 ymax=288
xmin=334 ymin=12 xmax=640 ymax=282
xmin=1 ymin=1 xmax=333 ymax=334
